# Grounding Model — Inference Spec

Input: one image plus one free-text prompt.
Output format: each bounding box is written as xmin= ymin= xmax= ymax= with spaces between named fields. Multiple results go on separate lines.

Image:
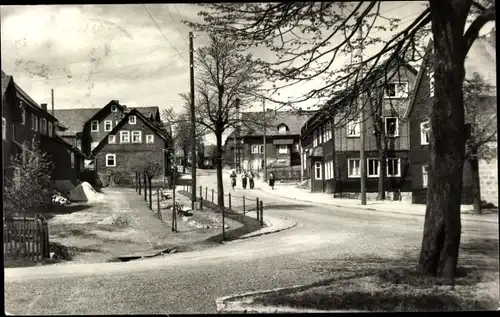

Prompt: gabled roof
xmin=91 ymin=108 xmax=169 ymax=157
xmin=405 ymin=29 xmax=496 ymax=118
xmin=233 ymin=110 xmax=316 ymax=138
xmin=53 ymin=102 xmax=161 ymax=136
xmin=1 ymin=70 xmax=13 ymax=98
xmin=54 ymin=134 xmax=88 ymax=158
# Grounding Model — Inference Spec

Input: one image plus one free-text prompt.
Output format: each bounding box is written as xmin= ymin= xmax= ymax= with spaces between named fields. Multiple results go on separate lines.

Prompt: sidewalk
xmin=236 ymin=215 xmax=297 ymax=240
xmin=256 ymin=180 xmax=498 ymax=223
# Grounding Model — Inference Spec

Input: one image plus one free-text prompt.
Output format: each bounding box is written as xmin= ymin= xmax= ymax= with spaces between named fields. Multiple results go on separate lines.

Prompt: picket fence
xmin=3 ymin=216 xmax=50 ymax=261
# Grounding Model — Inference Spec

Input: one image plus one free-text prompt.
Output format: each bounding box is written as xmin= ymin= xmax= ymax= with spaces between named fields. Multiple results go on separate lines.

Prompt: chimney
xmin=41 ymin=103 xmax=48 ymax=112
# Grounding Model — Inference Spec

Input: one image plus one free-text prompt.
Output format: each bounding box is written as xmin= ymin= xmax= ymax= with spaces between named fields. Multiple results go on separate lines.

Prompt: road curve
xmin=5 ymin=170 xmax=498 ymax=314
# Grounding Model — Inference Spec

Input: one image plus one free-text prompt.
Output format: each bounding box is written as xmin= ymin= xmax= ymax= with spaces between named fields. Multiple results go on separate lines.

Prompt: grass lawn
xmin=250 ymin=238 xmax=499 ymax=312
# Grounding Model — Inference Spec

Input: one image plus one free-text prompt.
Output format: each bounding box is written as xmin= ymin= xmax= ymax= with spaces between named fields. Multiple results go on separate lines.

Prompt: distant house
xmin=300 ymin=58 xmax=418 ymax=200
xmin=225 ymin=110 xmax=315 ymax=172
xmin=2 ymin=70 xmax=87 ymax=193
xmin=53 ymin=100 xmax=162 ymax=156
xmin=201 ymin=144 xmax=217 ymax=169
xmin=90 ymin=108 xmax=171 ymax=184
xmin=406 ymin=30 xmax=497 ymax=205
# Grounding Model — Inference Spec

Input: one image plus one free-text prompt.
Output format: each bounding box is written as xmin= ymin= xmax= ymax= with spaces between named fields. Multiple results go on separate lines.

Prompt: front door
xmin=312 ymin=159 xmax=324 ymax=193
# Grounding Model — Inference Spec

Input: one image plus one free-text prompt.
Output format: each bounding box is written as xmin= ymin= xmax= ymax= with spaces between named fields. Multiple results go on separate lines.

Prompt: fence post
xmin=256 ymin=197 xmax=260 ymax=220
xmin=222 ymin=205 xmax=225 ymax=242
xmin=205 ymin=187 xmax=208 ymax=201
xmin=200 ymin=197 xmax=203 ymax=211
xmin=199 ymin=186 xmax=202 ymax=199
xmin=143 ymin=173 xmax=147 ymax=202
xmin=228 ymin=193 xmax=232 ymax=209
xmin=243 ymin=196 xmax=246 ymax=215
xmin=149 ymin=177 xmax=153 ymax=210
xmin=157 ymin=189 xmax=161 ymax=219
xmin=138 ymin=173 xmax=142 ymax=195
xmin=212 ymin=188 xmax=214 ymax=203
xmin=260 ymin=201 xmax=264 ymax=226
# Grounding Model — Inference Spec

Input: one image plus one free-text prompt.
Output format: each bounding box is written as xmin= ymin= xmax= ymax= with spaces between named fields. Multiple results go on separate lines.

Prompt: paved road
xmin=5 ymin=170 xmax=498 ymax=314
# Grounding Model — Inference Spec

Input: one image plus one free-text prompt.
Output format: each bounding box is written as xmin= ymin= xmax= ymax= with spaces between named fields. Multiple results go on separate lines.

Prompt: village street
xmin=5 ymin=170 xmax=498 ymax=314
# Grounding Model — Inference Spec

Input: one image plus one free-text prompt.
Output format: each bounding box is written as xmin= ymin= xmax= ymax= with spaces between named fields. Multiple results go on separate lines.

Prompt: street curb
xmin=256 ymin=189 xmax=497 ymax=224
xmin=215 ymin=285 xmax=365 ymax=313
xmin=235 ymin=219 xmax=298 ymax=240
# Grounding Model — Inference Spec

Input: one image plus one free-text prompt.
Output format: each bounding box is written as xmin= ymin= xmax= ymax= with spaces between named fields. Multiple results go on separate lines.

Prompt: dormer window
xmin=384 ymin=82 xmax=409 ymax=99
xmin=111 ymin=105 xmax=117 ymax=112
xmin=129 ymin=115 xmax=136 ymax=124
xmin=277 ymin=124 xmax=289 ymax=134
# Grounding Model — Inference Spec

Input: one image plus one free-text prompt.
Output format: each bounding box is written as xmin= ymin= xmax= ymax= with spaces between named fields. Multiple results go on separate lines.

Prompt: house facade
xmin=301 ymin=60 xmax=418 ymax=201
xmin=406 ymin=31 xmax=497 ymax=205
xmin=2 ymin=70 xmax=87 ymax=193
xmin=224 ymin=110 xmax=315 ymax=173
xmin=90 ymin=109 xmax=171 ymax=184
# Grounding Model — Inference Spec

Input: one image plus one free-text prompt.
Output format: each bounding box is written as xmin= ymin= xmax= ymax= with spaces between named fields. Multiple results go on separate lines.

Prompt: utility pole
xmin=358 ymin=23 xmax=367 ymax=205
xmin=51 ymin=89 xmax=55 ymax=116
xmin=189 ymin=32 xmax=197 ymax=210
xmin=233 ymin=99 xmax=241 ymax=173
xmin=262 ymin=99 xmax=267 ymax=182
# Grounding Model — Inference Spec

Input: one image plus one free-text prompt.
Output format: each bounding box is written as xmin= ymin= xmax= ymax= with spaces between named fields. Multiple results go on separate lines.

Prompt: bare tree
xmin=180 ymin=34 xmax=263 ymax=207
xmin=184 ymin=1 xmax=496 ymax=280
xmin=463 ymin=72 xmax=497 ymax=214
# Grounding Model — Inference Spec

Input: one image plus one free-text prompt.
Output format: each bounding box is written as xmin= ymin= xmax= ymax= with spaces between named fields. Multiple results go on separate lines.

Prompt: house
xmin=201 ymin=144 xmax=217 ymax=169
xmin=406 ymin=30 xmax=497 ymax=205
xmin=90 ymin=108 xmax=171 ymax=184
xmin=224 ymin=110 xmax=315 ymax=172
xmin=2 ymin=70 xmax=87 ymax=193
xmin=53 ymin=100 xmax=162 ymax=156
xmin=300 ymin=58 xmax=418 ymax=200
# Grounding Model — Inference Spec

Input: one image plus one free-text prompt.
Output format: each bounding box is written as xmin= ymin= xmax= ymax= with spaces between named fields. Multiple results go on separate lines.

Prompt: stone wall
xmin=479 ymin=158 xmax=498 ymax=206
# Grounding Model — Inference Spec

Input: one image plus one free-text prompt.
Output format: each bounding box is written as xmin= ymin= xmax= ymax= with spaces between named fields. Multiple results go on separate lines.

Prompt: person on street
xmin=241 ymin=170 xmax=248 ymax=189
xmin=249 ymin=171 xmax=255 ymax=189
xmin=230 ymin=170 xmax=237 ymax=189
xmin=269 ymin=171 xmax=275 ymax=190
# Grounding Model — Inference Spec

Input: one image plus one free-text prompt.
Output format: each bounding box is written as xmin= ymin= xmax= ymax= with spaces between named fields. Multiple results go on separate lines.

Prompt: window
xmin=105 ymin=154 xmax=116 ymax=167
xmin=429 ymin=71 xmax=435 ymax=97
xmin=34 ymin=116 xmax=38 ymax=132
xmin=422 ymin=165 xmax=429 ymax=188
xmin=31 ymin=113 xmax=35 ymax=130
xmin=387 ymin=158 xmax=401 ymax=177
xmin=325 ymin=121 xmax=332 ymax=141
xmin=108 ymin=135 xmax=116 ymax=144
xmin=48 ymin=122 xmax=53 ymax=137
xmin=278 ymin=145 xmax=288 ymax=154
xmin=111 ymin=105 xmax=117 ymax=112
xmin=303 ymin=152 xmax=307 ymax=170
xmin=2 ymin=117 xmax=6 ymax=140
xmin=367 ymin=158 xmax=380 ymax=177
xmin=346 ymin=119 xmax=360 ymax=137
xmin=277 ymin=124 xmax=288 ymax=133
xmin=325 ymin=160 xmax=334 ymax=180
xmin=120 ymin=131 xmax=130 ymax=143
xmin=385 ymin=117 xmax=399 ymax=137
xmin=70 ymin=153 xmax=75 ymax=168
xmin=104 ymin=120 xmax=112 ymax=132
xmin=348 ymin=158 xmax=361 ymax=178
xmin=420 ymin=121 xmax=430 ymax=145
xmin=313 ymin=130 xmax=318 ymax=147
xmin=132 ymin=130 xmax=142 ymax=143
xmin=91 ymin=120 xmax=99 ymax=132
xmin=21 ymin=107 xmax=25 ymax=125
xmin=385 ymin=82 xmax=409 ymax=98
xmin=129 ymin=115 xmax=136 ymax=124
xmin=251 ymin=145 xmax=264 ymax=154
xmin=146 ymin=135 xmax=154 ymax=144
xmin=42 ymin=118 xmax=47 ymax=134
xmin=315 ymin=161 xmax=322 ymax=179
xmin=91 ymin=142 xmax=99 ymax=151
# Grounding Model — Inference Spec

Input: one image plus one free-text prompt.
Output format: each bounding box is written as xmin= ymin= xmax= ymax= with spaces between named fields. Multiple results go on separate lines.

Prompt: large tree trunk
xmin=418 ymin=1 xmax=470 ymax=281
xmin=182 ymin=145 xmax=188 ymax=174
xmin=469 ymin=157 xmax=482 ymax=214
xmin=377 ymin=146 xmax=386 ymax=200
xmin=215 ymin=128 xmax=225 ymax=208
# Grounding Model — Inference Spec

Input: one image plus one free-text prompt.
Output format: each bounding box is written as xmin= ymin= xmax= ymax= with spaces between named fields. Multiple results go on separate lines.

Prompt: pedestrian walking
xmin=269 ymin=171 xmax=275 ymax=190
xmin=230 ymin=170 xmax=237 ymax=189
xmin=249 ymin=171 xmax=255 ymax=189
xmin=241 ymin=170 xmax=248 ymax=189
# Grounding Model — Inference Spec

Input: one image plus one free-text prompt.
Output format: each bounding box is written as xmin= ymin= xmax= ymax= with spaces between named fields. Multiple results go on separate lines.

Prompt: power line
xmin=142 ymin=4 xmax=188 ymax=63
xmin=167 ymin=5 xmax=189 ymax=46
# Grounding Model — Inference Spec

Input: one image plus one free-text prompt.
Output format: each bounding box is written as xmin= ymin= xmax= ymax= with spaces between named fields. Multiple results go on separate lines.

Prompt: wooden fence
xmin=3 ymin=215 xmax=50 ymax=261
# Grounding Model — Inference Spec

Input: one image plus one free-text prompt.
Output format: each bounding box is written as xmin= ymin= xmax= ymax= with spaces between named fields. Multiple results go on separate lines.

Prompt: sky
xmin=1 ymin=2 xmax=494 ymax=144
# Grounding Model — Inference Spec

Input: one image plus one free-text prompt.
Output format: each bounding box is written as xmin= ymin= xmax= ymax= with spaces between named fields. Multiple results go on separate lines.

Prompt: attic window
xmin=129 ymin=116 xmax=136 ymax=124
xmin=277 ymin=124 xmax=289 ymax=133
xmin=91 ymin=120 xmax=99 ymax=132
xmin=384 ymin=82 xmax=409 ymax=98
xmin=111 ymin=105 xmax=117 ymax=112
